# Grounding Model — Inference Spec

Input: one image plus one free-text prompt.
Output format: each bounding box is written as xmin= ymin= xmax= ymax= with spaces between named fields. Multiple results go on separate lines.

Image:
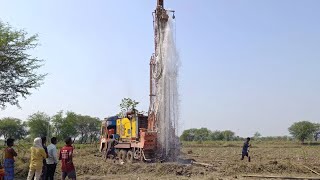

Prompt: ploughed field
xmin=10 ymin=141 xmax=320 ymax=179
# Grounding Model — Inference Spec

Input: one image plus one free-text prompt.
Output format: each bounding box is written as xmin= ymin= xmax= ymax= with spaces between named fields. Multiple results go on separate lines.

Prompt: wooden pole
xmin=301 ymin=165 xmax=320 ymax=176
xmin=192 ymin=161 xmax=214 ymax=167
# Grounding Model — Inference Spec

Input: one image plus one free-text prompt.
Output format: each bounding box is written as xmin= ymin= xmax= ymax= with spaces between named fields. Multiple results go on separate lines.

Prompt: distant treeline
xmin=0 ymin=111 xmax=101 ymax=144
xmin=180 ymin=128 xmax=294 ymax=142
xmin=180 ymin=128 xmax=241 ymax=141
xmin=181 ymin=122 xmax=320 ymax=143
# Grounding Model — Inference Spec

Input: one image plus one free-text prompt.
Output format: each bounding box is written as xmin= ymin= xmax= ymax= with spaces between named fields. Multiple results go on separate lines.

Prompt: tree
xmin=254 ymin=132 xmax=262 ymax=139
xmin=210 ymin=131 xmax=224 ymax=141
xmin=180 ymin=128 xmax=211 ymax=142
xmin=288 ymin=121 xmax=318 ymax=143
xmin=0 ymin=21 xmax=46 ymax=109
xmin=86 ymin=117 xmax=101 ymax=143
xmin=180 ymin=128 xmax=197 ymax=141
xmin=0 ymin=117 xmax=27 ymax=141
xmin=51 ymin=111 xmax=100 ymax=142
xmin=27 ymin=112 xmax=51 ymax=138
xmin=51 ymin=110 xmax=64 ymax=139
xmin=60 ymin=111 xmax=78 ymax=139
xmin=74 ymin=115 xmax=91 ymax=144
xmin=195 ymin=128 xmax=211 ymax=141
xmin=222 ymin=130 xmax=235 ymax=141
xmin=119 ymin=98 xmax=139 ymax=115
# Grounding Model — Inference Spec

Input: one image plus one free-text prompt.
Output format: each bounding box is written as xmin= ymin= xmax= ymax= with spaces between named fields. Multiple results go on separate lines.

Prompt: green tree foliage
xmin=51 ymin=110 xmax=64 ymax=139
xmin=0 ymin=110 xmax=100 ymax=143
xmin=180 ymin=128 xmax=236 ymax=141
xmin=86 ymin=117 xmax=101 ymax=143
xmin=119 ymin=98 xmax=139 ymax=115
xmin=222 ymin=130 xmax=235 ymax=141
xmin=288 ymin=121 xmax=319 ymax=143
xmin=210 ymin=131 xmax=224 ymax=141
xmin=27 ymin=112 xmax=51 ymax=138
xmin=59 ymin=111 xmax=78 ymax=140
xmin=180 ymin=128 xmax=197 ymax=141
xmin=0 ymin=117 xmax=27 ymax=140
xmin=0 ymin=21 xmax=46 ymax=109
xmin=51 ymin=111 xmax=101 ymax=143
xmin=75 ymin=115 xmax=100 ymax=144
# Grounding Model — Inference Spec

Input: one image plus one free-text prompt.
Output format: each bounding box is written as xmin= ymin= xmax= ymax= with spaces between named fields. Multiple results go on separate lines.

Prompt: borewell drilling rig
xmin=99 ymin=0 xmax=177 ymax=162
xmin=148 ymin=0 xmax=178 ymax=160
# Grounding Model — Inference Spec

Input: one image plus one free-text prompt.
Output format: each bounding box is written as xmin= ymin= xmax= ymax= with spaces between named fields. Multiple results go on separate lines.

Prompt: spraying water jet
xmin=148 ymin=0 xmax=180 ymax=161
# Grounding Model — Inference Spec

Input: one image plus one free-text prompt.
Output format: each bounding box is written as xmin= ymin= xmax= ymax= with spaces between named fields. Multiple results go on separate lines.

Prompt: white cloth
xmin=33 ymin=137 xmax=43 ymax=148
xmin=46 ymin=144 xmax=58 ymax=164
xmin=27 ymin=168 xmax=42 ymax=180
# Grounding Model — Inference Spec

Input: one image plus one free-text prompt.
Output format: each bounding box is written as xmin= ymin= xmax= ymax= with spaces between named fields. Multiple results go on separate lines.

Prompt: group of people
xmin=3 ymin=136 xmax=77 ymax=180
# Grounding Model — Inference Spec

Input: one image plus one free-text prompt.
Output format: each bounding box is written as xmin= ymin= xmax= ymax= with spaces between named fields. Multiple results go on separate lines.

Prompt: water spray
xmin=148 ymin=0 xmax=180 ymax=161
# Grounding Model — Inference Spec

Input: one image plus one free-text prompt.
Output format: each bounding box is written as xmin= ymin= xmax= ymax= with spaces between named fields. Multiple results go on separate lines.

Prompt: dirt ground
xmin=13 ymin=141 xmax=320 ymax=179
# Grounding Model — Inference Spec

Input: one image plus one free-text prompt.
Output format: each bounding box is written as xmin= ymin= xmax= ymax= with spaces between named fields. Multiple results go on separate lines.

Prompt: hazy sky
xmin=1 ymin=0 xmax=320 ymax=137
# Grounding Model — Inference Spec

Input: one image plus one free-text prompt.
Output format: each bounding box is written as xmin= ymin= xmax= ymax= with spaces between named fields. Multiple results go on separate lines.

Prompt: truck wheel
xmin=119 ymin=150 xmax=127 ymax=163
xmin=127 ymin=150 xmax=134 ymax=163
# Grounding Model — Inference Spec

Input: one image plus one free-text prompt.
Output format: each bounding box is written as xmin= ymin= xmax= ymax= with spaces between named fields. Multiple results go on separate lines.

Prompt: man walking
xmin=46 ymin=137 xmax=58 ymax=180
xmin=241 ymin=137 xmax=251 ymax=162
xmin=59 ymin=137 xmax=76 ymax=180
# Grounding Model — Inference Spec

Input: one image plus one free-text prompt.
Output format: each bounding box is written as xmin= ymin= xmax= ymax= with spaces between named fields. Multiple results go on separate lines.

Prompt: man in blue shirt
xmin=241 ymin=137 xmax=251 ymax=162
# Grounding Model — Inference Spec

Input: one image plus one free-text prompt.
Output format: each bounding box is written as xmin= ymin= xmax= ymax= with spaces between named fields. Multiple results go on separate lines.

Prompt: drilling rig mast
xmin=148 ymin=0 xmax=176 ymax=160
xmin=99 ymin=0 xmax=177 ymax=163
xmin=148 ymin=0 xmax=175 ymax=130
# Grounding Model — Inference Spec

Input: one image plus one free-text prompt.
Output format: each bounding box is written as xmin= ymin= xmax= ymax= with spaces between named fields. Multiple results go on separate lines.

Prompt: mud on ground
xmin=13 ymin=141 xmax=320 ymax=179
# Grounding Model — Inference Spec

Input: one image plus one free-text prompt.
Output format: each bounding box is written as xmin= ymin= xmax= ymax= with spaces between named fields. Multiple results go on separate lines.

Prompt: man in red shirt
xmin=59 ymin=137 xmax=76 ymax=180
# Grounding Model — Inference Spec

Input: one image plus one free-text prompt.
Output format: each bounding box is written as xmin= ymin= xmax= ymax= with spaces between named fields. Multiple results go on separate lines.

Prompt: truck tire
xmin=119 ymin=150 xmax=127 ymax=162
xmin=127 ymin=150 xmax=134 ymax=163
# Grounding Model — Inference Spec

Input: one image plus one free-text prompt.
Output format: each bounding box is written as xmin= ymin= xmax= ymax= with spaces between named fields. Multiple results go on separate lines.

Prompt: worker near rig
xmin=106 ymin=134 xmax=118 ymax=159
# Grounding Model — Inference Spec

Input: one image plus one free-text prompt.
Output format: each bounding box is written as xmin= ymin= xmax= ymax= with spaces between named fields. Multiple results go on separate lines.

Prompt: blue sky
xmin=1 ymin=0 xmax=320 ymax=137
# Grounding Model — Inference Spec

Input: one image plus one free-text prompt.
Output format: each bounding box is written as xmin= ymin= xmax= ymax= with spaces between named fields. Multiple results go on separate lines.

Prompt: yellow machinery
xmin=116 ymin=117 xmax=138 ymax=139
xmin=99 ymin=111 xmax=154 ymax=163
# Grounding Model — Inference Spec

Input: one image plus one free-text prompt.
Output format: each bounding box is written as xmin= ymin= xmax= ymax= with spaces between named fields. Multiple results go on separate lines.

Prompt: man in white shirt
xmin=46 ymin=137 xmax=58 ymax=180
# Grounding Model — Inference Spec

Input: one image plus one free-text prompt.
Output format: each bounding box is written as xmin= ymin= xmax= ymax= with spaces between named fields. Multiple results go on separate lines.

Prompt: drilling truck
xmin=99 ymin=0 xmax=176 ymax=163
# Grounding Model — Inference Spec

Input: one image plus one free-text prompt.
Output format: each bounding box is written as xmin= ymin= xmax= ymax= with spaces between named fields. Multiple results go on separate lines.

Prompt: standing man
xmin=241 ymin=137 xmax=251 ymax=162
xmin=41 ymin=136 xmax=48 ymax=179
xmin=46 ymin=137 xmax=58 ymax=180
xmin=4 ymin=138 xmax=17 ymax=180
xmin=59 ymin=137 xmax=76 ymax=180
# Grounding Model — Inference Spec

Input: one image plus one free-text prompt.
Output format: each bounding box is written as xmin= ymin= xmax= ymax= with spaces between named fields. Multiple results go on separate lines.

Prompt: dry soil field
xmin=11 ymin=141 xmax=320 ymax=179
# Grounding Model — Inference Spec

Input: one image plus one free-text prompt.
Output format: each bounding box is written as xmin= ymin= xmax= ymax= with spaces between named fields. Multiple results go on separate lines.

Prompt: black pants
xmin=106 ymin=149 xmax=116 ymax=159
xmin=241 ymin=152 xmax=251 ymax=162
xmin=46 ymin=163 xmax=57 ymax=180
